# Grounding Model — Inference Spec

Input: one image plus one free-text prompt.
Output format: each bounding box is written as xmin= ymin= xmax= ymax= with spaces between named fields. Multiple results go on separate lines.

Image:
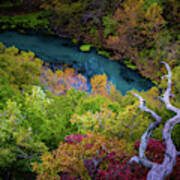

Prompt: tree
xmin=41 ymin=67 xmax=87 ymax=95
xmin=32 ymin=132 xmax=133 ymax=180
xmin=0 ymin=99 xmax=47 ymax=178
xmin=90 ymin=74 xmax=115 ymax=96
xmin=129 ymin=62 xmax=180 ymax=179
xmin=21 ymin=0 xmax=41 ymax=8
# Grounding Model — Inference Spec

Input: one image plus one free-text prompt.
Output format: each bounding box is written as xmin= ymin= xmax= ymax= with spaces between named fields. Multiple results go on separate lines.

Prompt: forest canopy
xmin=0 ymin=0 xmax=179 ymax=179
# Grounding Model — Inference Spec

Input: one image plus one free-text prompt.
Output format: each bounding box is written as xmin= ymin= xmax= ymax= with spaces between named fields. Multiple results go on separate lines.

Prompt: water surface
xmin=0 ymin=31 xmax=153 ymax=95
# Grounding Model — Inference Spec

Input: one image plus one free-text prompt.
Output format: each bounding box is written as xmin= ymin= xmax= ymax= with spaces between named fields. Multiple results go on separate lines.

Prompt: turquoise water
xmin=0 ymin=31 xmax=153 ymax=95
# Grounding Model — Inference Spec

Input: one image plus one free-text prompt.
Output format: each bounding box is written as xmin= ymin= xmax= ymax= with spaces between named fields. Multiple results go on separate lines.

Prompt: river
xmin=0 ymin=31 xmax=153 ymax=95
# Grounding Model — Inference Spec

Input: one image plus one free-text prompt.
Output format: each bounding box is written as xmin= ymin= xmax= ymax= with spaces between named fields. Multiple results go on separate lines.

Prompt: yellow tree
xmin=90 ymin=74 xmax=115 ymax=97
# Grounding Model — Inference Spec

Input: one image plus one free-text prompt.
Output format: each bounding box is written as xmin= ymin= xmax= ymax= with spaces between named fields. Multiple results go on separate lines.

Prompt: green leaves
xmin=0 ymin=45 xmax=42 ymax=94
xmin=70 ymin=94 xmax=150 ymax=141
xmin=0 ymin=38 xmax=180 ymax=179
xmin=0 ymin=11 xmax=51 ymax=31
xmin=0 ymin=99 xmax=47 ymax=169
xmin=102 ymin=15 xmax=118 ymax=38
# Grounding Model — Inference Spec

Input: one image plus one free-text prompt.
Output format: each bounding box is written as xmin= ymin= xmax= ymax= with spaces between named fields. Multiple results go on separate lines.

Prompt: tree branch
xmin=15 ymin=149 xmax=41 ymax=160
xmin=98 ymin=118 xmax=104 ymax=129
xmin=131 ymin=92 xmax=162 ymax=123
xmin=129 ymin=92 xmax=162 ymax=169
xmin=160 ymin=61 xmax=179 ymax=113
xmin=129 ymin=62 xmax=179 ymax=180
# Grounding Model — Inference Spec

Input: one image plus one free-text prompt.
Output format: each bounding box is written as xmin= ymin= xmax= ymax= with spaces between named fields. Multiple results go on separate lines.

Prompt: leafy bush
xmin=32 ymin=136 xmax=180 ymax=180
xmin=102 ymin=15 xmax=117 ymax=38
xmin=19 ymin=87 xmax=88 ymax=148
xmin=0 ymin=45 xmax=42 ymax=92
xmin=0 ymin=99 xmax=47 ymax=173
xmin=41 ymin=67 xmax=88 ymax=95
xmin=71 ymin=96 xmax=150 ymax=141
xmin=32 ymin=132 xmax=133 ymax=179
xmin=134 ymin=138 xmax=180 ymax=179
xmin=0 ymin=11 xmax=51 ymax=30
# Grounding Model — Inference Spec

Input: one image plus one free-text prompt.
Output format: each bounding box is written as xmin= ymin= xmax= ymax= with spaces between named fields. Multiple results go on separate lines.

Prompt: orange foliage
xmin=32 ymin=133 xmax=133 ymax=180
xmin=90 ymin=74 xmax=115 ymax=97
xmin=41 ymin=67 xmax=87 ymax=95
xmin=105 ymin=0 xmax=166 ymax=60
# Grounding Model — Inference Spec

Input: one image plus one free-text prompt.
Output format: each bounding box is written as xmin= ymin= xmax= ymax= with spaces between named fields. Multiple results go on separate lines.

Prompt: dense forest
xmin=0 ymin=0 xmax=179 ymax=179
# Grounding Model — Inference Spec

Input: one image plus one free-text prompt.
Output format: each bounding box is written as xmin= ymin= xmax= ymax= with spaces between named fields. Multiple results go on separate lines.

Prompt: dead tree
xmin=129 ymin=62 xmax=180 ymax=180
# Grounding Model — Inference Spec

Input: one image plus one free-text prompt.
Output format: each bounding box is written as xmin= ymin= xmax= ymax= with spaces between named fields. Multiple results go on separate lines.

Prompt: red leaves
xmin=66 ymin=137 xmax=180 ymax=179
xmin=134 ymin=138 xmax=180 ymax=179
xmin=34 ymin=135 xmax=180 ymax=179
xmin=64 ymin=134 xmax=86 ymax=144
xmin=135 ymin=138 xmax=165 ymax=163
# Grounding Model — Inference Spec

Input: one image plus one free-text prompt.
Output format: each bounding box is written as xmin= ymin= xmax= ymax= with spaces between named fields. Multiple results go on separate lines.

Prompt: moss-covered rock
xmin=97 ymin=50 xmax=111 ymax=58
xmin=79 ymin=44 xmax=92 ymax=52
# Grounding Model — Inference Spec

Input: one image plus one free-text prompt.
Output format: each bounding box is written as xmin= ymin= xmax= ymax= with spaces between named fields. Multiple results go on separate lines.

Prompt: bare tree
xmin=129 ymin=62 xmax=180 ymax=180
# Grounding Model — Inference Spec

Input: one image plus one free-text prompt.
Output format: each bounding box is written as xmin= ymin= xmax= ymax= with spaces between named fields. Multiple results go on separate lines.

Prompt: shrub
xmin=32 ymin=133 xmax=133 ymax=179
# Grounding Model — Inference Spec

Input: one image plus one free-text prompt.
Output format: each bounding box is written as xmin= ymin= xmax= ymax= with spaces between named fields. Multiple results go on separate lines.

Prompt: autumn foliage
xmin=0 ymin=0 xmax=180 ymax=178
xmin=105 ymin=0 xmax=165 ymax=60
xmin=90 ymin=74 xmax=115 ymax=96
xmin=32 ymin=133 xmax=134 ymax=180
xmin=134 ymin=139 xmax=180 ymax=180
xmin=32 ymin=135 xmax=180 ymax=180
xmin=41 ymin=67 xmax=87 ymax=95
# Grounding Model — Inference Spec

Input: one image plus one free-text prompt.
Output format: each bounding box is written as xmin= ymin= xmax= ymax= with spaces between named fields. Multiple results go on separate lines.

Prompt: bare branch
xmin=98 ymin=118 xmax=104 ymax=129
xmin=130 ymin=92 xmax=162 ymax=169
xmin=129 ymin=62 xmax=180 ymax=180
xmin=15 ymin=149 xmax=41 ymax=159
xmin=161 ymin=75 xmax=168 ymax=80
xmin=161 ymin=62 xmax=179 ymax=113
xmin=131 ymin=92 xmax=161 ymax=123
xmin=147 ymin=114 xmax=179 ymax=179
xmin=129 ymin=156 xmax=155 ymax=168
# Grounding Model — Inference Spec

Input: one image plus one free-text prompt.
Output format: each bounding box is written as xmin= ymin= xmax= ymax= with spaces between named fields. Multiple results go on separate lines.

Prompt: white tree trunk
xmin=129 ymin=62 xmax=180 ymax=180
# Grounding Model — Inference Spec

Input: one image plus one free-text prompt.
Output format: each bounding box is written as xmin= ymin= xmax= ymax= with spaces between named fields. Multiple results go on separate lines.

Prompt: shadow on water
xmin=0 ymin=31 xmax=153 ymax=95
